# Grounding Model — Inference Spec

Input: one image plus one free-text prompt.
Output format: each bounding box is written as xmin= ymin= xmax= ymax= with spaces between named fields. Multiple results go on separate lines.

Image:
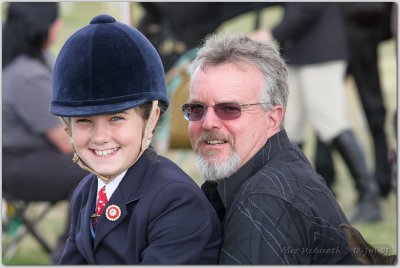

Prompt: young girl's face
xmin=70 ymin=107 xmax=145 ymax=179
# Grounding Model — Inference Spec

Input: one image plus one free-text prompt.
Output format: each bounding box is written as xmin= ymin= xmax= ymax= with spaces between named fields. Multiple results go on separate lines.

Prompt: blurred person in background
xmin=136 ymin=3 xmax=280 ymax=152
xmin=2 ymin=2 xmax=88 ymax=263
xmin=137 ymin=2 xmax=276 ymax=72
xmin=251 ymin=2 xmax=382 ymax=224
xmin=315 ymin=2 xmax=395 ymax=198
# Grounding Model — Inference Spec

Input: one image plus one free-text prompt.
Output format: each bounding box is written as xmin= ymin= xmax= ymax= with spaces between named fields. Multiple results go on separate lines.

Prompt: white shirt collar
xmin=97 ymin=170 xmax=127 ymax=200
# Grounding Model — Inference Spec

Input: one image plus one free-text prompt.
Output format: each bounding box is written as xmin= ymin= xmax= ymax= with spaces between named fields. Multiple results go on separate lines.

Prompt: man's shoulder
xmin=244 ymin=158 xmax=327 ymax=197
xmin=237 ymin=159 xmax=340 ymax=222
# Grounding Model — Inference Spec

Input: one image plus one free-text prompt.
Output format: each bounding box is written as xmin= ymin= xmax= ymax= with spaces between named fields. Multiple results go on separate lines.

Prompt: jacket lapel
xmin=93 ymin=185 xmax=128 ymax=249
xmin=76 ymin=177 xmax=97 ymax=263
xmin=92 ymin=149 xmax=158 ymax=250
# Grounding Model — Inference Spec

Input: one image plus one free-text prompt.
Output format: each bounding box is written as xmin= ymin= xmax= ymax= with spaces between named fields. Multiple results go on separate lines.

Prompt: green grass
xmin=2 ymin=202 xmax=68 ymax=265
xmin=2 ymin=3 xmax=397 ymax=264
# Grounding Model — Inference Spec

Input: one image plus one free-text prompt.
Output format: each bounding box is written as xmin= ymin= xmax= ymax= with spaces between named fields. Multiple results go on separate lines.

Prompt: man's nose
xmin=201 ymin=107 xmax=222 ymax=130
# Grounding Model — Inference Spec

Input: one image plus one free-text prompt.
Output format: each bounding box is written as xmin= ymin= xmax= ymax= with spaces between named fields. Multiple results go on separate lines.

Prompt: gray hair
xmin=190 ymin=32 xmax=289 ymax=128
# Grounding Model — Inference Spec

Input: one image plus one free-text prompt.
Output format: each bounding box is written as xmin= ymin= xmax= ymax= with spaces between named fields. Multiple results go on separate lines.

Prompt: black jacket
xmin=272 ymin=3 xmax=348 ymax=65
xmin=138 ymin=2 xmax=278 ymax=71
xmin=202 ymin=130 xmax=357 ymax=264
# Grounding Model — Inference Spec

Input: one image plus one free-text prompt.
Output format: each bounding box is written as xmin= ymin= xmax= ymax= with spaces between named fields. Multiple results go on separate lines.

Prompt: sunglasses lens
xmin=182 ymin=103 xmax=242 ymax=121
xmin=215 ymin=103 xmax=241 ymax=120
xmin=182 ymin=104 xmax=206 ymax=121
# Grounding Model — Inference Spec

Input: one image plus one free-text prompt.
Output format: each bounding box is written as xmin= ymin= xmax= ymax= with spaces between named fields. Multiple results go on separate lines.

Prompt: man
xmin=182 ymin=33 xmax=357 ymax=264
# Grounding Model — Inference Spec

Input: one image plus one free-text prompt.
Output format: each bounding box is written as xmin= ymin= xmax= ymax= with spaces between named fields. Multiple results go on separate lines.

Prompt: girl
xmin=50 ymin=14 xmax=221 ymax=264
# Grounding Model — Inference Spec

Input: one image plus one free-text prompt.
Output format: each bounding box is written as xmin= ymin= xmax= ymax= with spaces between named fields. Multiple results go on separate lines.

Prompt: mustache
xmin=194 ymin=130 xmax=234 ymax=151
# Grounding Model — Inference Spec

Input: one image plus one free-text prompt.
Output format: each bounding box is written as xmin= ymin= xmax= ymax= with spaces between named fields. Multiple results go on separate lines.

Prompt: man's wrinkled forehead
xmin=189 ymin=62 xmax=264 ymax=103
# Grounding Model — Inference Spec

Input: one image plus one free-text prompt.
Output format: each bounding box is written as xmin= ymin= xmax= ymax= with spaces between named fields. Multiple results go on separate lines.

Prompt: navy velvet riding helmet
xmin=50 ymin=14 xmax=168 ymax=117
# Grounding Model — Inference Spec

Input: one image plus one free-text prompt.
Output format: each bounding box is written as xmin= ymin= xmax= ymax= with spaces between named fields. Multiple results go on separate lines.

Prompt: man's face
xmin=188 ymin=62 xmax=273 ymax=180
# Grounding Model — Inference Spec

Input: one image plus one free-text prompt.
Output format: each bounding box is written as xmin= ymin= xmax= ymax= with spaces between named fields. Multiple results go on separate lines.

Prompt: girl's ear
xmin=149 ymin=106 xmax=161 ymax=133
xmin=141 ymin=101 xmax=160 ymax=151
xmin=59 ymin=117 xmax=72 ymax=136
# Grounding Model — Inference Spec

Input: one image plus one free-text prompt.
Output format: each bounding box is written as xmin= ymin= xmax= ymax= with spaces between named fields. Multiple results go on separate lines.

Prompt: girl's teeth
xmin=95 ymin=148 xmax=117 ymax=156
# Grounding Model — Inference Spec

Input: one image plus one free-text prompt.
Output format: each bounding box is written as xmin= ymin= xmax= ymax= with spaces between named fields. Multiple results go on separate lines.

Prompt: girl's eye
xmin=111 ymin=116 xmax=124 ymax=121
xmin=76 ymin=118 xmax=91 ymax=123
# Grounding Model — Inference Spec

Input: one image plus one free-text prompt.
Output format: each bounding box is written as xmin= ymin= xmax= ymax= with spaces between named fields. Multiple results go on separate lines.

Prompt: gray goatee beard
xmin=195 ymin=152 xmax=241 ymax=182
xmin=193 ymin=130 xmax=241 ymax=182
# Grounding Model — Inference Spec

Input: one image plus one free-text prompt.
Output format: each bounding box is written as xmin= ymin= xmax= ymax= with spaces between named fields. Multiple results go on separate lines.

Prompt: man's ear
xmin=267 ymin=105 xmax=283 ymax=132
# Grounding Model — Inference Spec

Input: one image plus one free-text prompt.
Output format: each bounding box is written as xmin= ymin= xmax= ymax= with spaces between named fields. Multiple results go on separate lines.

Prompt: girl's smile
xmin=91 ymin=147 xmax=120 ymax=157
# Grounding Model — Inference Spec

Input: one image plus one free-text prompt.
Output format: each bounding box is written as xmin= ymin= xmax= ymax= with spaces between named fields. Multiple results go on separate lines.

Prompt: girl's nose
xmin=91 ymin=121 xmax=110 ymax=144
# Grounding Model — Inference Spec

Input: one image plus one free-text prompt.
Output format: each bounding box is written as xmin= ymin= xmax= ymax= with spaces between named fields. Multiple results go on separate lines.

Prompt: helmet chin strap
xmin=72 ymin=150 xmax=111 ymax=181
xmin=61 ymin=100 xmax=160 ymax=182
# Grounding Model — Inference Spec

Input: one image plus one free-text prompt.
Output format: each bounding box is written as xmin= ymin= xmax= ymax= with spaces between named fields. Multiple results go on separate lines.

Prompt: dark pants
xmin=3 ymin=147 xmax=87 ymax=202
xmin=3 ymin=146 xmax=88 ymax=263
xmin=316 ymin=16 xmax=392 ymax=197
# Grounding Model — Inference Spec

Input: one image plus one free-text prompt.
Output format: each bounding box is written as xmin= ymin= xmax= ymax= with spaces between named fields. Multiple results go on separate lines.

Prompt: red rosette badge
xmin=105 ymin=205 xmax=121 ymax=221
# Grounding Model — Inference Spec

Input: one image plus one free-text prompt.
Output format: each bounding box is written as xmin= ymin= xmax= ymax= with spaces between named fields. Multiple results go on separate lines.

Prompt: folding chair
xmin=2 ymin=193 xmax=57 ymax=262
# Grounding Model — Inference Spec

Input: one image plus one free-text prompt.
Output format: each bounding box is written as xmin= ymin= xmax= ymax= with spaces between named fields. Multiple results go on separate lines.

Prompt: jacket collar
xmin=216 ymin=129 xmax=292 ymax=212
xmin=111 ymin=148 xmax=160 ymax=204
xmin=77 ymin=149 xmax=160 ymax=253
xmin=78 ymin=176 xmax=97 ymax=263
xmin=93 ymin=148 xmax=160 ymax=249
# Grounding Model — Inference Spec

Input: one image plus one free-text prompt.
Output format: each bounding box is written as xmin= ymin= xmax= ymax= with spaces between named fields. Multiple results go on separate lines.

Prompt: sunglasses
xmin=181 ymin=102 xmax=271 ymax=121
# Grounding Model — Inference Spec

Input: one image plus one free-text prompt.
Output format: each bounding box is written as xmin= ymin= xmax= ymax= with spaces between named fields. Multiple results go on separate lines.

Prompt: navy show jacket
xmin=60 ymin=148 xmax=221 ymax=264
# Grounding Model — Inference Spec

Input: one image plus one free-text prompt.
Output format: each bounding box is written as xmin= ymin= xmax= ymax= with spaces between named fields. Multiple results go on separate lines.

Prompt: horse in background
xmin=340 ymin=224 xmax=397 ymax=264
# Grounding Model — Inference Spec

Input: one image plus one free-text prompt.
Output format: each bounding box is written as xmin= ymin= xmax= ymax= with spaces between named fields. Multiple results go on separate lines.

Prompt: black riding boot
xmin=372 ymin=127 xmax=392 ymax=197
xmin=332 ymin=130 xmax=382 ymax=223
xmin=315 ymin=137 xmax=336 ymax=192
